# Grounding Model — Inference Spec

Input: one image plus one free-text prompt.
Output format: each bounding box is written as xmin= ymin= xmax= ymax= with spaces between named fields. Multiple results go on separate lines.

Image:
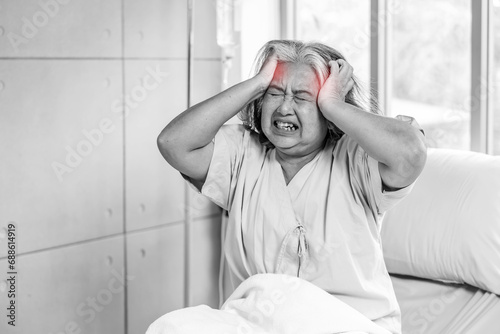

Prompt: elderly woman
xmin=156 ymin=40 xmax=427 ymax=333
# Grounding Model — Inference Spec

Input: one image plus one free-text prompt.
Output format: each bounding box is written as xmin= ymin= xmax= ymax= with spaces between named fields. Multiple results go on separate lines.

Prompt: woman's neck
xmin=275 ymin=143 xmax=325 ymax=185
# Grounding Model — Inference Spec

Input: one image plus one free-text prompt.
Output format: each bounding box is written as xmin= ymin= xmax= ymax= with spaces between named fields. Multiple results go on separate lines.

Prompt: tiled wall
xmin=0 ymin=1 xmax=222 ymax=333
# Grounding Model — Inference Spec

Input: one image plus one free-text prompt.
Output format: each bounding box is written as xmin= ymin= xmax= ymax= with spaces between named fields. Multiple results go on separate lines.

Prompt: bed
xmin=391 ymin=274 xmax=500 ymax=333
xmin=382 ymin=148 xmax=500 ymax=333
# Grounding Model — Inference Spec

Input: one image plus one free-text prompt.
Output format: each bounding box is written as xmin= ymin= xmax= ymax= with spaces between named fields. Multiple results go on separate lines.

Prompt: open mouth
xmin=274 ymin=120 xmax=298 ymax=132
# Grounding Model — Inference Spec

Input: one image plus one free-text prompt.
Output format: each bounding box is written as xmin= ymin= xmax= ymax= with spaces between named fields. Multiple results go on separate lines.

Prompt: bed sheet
xmin=390 ymin=274 xmax=500 ymax=334
xmin=148 ymin=273 xmax=392 ymax=334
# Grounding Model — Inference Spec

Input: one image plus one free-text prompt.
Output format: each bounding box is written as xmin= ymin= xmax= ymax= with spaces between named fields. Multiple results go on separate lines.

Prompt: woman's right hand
xmin=254 ymin=52 xmax=278 ymax=93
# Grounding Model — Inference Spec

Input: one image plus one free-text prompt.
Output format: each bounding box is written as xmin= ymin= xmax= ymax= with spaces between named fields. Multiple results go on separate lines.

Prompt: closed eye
xmin=267 ymin=84 xmax=285 ymax=97
xmin=267 ymin=91 xmax=284 ymax=97
xmin=294 ymin=95 xmax=311 ymax=102
xmin=293 ymin=89 xmax=315 ymax=102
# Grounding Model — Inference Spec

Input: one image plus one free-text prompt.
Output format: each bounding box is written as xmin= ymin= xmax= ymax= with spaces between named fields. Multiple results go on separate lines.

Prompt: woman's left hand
xmin=317 ymin=59 xmax=355 ymax=112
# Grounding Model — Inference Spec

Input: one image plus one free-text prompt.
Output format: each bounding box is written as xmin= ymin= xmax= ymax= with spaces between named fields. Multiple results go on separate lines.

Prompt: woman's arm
xmin=318 ymin=60 xmax=427 ymax=190
xmin=158 ymin=55 xmax=277 ymax=183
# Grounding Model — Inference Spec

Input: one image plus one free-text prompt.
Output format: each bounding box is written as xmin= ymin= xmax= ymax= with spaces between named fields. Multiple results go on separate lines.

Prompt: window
xmin=291 ymin=0 xmax=499 ymax=155
xmin=295 ymin=0 xmax=370 ymax=86
xmin=391 ymin=0 xmax=471 ymax=150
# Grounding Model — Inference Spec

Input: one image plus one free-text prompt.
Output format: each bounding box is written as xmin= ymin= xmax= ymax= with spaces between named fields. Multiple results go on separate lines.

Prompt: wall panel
xmin=193 ymin=0 xmax=221 ymax=59
xmin=127 ymin=223 xmax=185 ymax=334
xmin=187 ymin=59 xmax=223 ymax=218
xmin=0 ymin=1 xmax=225 ymax=333
xmin=190 ymin=59 xmax=222 ymax=105
xmin=188 ymin=215 xmax=222 ymax=307
xmin=124 ymin=0 xmax=188 ymax=58
xmin=0 ymin=60 xmax=123 ymax=256
xmin=0 ymin=236 xmax=125 ymax=334
xmin=125 ymin=59 xmax=187 ymax=231
xmin=0 ymin=0 xmax=121 ymax=57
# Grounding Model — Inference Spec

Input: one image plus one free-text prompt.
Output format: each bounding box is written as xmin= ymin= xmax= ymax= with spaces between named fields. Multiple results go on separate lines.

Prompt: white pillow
xmin=381 ymin=148 xmax=500 ymax=294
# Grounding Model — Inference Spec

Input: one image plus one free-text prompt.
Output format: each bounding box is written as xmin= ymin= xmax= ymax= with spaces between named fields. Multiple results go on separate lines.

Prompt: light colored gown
xmin=185 ymin=124 xmax=414 ymax=334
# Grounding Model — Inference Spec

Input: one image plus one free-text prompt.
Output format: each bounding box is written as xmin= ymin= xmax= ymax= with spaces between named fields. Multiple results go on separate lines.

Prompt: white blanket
xmin=146 ymin=274 xmax=392 ymax=334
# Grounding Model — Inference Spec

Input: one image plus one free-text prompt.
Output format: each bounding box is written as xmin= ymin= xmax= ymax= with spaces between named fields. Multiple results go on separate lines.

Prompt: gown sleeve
xmin=347 ymin=115 xmax=425 ymax=216
xmin=344 ymin=135 xmax=416 ymax=217
xmin=181 ymin=124 xmax=249 ymax=211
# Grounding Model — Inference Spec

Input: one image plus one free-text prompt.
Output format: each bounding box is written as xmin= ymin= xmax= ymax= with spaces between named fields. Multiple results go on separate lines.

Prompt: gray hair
xmin=238 ymin=40 xmax=379 ymax=147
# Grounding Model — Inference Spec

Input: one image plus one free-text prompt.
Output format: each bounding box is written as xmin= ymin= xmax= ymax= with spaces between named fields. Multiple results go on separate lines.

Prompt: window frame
xmin=471 ymin=0 xmax=494 ymax=153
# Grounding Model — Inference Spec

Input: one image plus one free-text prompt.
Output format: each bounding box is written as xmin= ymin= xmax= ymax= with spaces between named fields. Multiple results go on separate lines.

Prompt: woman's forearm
xmin=320 ymin=101 xmax=427 ymax=185
xmin=158 ymin=76 xmax=265 ymax=156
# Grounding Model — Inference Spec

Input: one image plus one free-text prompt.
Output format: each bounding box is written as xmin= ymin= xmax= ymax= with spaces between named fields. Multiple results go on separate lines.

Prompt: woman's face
xmin=261 ymin=62 xmax=328 ymax=157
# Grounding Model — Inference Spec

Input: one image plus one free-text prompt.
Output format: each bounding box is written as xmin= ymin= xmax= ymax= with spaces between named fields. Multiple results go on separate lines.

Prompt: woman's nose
xmin=277 ymin=96 xmax=293 ymax=115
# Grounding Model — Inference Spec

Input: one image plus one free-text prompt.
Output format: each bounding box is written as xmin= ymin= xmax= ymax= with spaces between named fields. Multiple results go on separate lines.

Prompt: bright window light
xmin=391 ymin=0 xmax=471 ymax=150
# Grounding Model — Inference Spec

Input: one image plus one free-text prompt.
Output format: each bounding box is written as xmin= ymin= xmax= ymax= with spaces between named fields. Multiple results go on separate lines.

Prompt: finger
xmin=340 ymin=78 xmax=354 ymax=98
xmin=342 ymin=62 xmax=353 ymax=76
xmin=265 ymin=52 xmax=278 ymax=66
xmin=336 ymin=59 xmax=346 ymax=69
xmin=269 ymin=50 xmax=278 ymax=61
xmin=336 ymin=60 xmax=353 ymax=85
xmin=341 ymin=66 xmax=354 ymax=87
xmin=336 ymin=59 xmax=352 ymax=74
xmin=260 ymin=53 xmax=278 ymax=76
xmin=346 ymin=64 xmax=354 ymax=79
xmin=344 ymin=78 xmax=355 ymax=95
xmin=263 ymin=48 xmax=278 ymax=63
xmin=328 ymin=60 xmax=340 ymax=75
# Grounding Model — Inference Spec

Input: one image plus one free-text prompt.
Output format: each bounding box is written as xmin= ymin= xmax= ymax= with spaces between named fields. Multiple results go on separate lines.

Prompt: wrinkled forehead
xmin=272 ymin=62 xmax=321 ymax=93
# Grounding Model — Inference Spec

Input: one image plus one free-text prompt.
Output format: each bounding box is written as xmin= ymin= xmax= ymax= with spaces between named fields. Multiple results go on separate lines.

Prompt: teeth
xmin=275 ymin=121 xmax=297 ymax=131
